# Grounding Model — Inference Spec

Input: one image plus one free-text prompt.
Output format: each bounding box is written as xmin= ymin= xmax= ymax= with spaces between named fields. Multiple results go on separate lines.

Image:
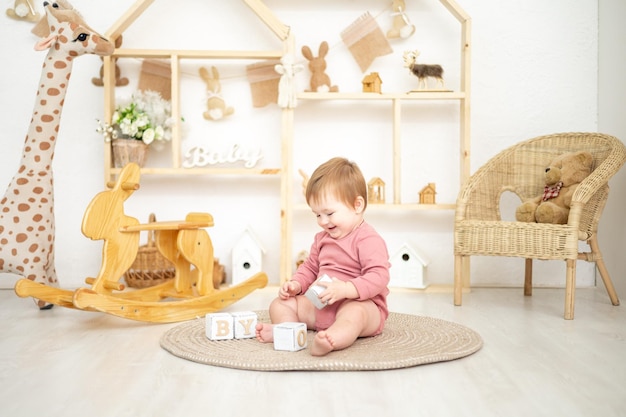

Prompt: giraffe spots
xmin=16 ymin=233 xmax=28 ymax=243
xmin=33 ymin=187 xmax=44 ymax=195
xmin=18 ymin=203 xmax=30 ymax=212
xmin=41 ymin=114 xmax=54 ymax=123
xmin=13 ymin=216 xmax=19 ymax=223
xmin=47 ymin=87 xmax=61 ymax=96
xmin=36 ymin=125 xmax=43 ymax=133
xmin=40 ymin=142 xmax=51 ymax=151
xmin=33 ymin=214 xmax=43 ymax=222
xmin=54 ymin=60 xmax=67 ymax=70
xmin=16 ymin=178 xmax=29 ymax=185
xmin=29 ymin=243 xmax=39 ymax=253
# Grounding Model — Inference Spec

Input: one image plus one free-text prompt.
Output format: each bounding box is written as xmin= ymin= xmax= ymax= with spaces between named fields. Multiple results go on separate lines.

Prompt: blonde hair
xmin=306 ymin=157 xmax=367 ymax=210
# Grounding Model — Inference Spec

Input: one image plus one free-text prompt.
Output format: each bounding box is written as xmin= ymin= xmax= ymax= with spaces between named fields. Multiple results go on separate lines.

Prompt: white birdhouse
xmin=389 ymin=243 xmax=429 ymax=289
xmin=231 ymin=227 xmax=266 ymax=285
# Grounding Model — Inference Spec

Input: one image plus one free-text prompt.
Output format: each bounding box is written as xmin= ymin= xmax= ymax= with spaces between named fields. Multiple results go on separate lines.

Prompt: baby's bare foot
xmin=255 ymin=323 xmax=274 ymax=343
xmin=311 ymin=331 xmax=335 ymax=356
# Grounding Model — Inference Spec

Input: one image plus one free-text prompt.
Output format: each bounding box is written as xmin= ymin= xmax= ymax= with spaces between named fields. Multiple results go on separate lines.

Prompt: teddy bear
xmin=515 ymin=151 xmax=593 ymax=224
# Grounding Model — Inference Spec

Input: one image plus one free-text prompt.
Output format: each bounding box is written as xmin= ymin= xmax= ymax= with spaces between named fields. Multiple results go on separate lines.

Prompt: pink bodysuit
xmin=292 ymin=221 xmax=390 ymax=333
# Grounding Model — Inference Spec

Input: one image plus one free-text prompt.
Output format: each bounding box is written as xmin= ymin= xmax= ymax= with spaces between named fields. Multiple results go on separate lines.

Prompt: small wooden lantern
xmin=368 ymin=177 xmax=386 ymax=204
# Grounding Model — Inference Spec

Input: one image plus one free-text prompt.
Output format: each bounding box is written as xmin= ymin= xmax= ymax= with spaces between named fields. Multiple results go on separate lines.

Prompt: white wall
xmin=0 ymin=0 xmax=604 ymax=290
xmin=598 ymin=0 xmax=626 ymax=297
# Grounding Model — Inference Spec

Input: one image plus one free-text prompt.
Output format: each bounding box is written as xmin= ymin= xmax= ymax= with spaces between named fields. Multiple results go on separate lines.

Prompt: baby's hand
xmin=318 ymin=277 xmax=351 ymax=305
xmin=278 ymin=280 xmax=301 ymax=299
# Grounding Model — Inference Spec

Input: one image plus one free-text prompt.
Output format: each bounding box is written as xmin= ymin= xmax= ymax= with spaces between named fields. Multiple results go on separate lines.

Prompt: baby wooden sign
xmin=182 ymin=143 xmax=263 ymax=168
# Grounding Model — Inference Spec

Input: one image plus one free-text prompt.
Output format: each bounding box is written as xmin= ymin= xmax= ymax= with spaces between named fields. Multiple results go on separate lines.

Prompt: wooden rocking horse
xmin=15 ymin=163 xmax=268 ymax=322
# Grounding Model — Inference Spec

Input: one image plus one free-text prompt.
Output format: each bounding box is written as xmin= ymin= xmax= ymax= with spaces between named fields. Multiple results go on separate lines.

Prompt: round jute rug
xmin=160 ymin=311 xmax=482 ymax=371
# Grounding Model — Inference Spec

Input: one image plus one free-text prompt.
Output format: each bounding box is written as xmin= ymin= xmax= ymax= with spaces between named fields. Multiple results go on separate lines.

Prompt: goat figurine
xmin=403 ymin=50 xmax=445 ymax=90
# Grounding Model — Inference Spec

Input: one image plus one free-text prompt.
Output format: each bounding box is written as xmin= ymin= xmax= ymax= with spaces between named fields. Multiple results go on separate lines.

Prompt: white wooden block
xmin=206 ymin=313 xmax=234 ymax=340
xmin=305 ymin=274 xmax=332 ymax=309
xmin=231 ymin=311 xmax=257 ymax=339
xmin=273 ymin=322 xmax=308 ymax=351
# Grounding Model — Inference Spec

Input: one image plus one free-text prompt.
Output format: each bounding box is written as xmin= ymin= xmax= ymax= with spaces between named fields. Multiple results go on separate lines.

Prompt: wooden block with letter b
xmin=206 ymin=312 xmax=234 ymax=340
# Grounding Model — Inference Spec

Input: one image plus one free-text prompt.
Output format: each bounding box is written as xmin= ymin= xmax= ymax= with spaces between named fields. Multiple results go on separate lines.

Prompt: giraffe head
xmin=32 ymin=1 xmax=114 ymax=56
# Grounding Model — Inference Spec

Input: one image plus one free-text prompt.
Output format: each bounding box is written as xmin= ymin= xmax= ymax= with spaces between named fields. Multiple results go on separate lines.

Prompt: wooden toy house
xmin=419 ymin=183 xmax=437 ymax=204
xmin=389 ymin=243 xmax=429 ymax=289
xmin=232 ymin=227 xmax=266 ymax=285
xmin=362 ymin=72 xmax=383 ymax=93
xmin=368 ymin=177 xmax=386 ymax=204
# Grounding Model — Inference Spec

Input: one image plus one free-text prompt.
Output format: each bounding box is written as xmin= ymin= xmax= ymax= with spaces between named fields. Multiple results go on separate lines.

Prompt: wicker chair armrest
xmin=572 ymin=147 xmax=626 ymax=204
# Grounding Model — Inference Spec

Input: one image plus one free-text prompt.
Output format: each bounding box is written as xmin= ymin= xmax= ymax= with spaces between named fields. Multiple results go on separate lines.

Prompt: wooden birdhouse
xmin=419 ymin=182 xmax=437 ymax=204
xmin=389 ymin=243 xmax=429 ymax=289
xmin=368 ymin=177 xmax=386 ymax=204
xmin=362 ymin=72 xmax=383 ymax=93
xmin=231 ymin=227 xmax=266 ymax=285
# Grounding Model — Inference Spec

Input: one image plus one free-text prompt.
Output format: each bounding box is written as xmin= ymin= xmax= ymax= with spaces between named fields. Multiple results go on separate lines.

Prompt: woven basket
xmin=124 ymin=213 xmax=227 ymax=289
xmin=124 ymin=213 xmax=176 ymax=288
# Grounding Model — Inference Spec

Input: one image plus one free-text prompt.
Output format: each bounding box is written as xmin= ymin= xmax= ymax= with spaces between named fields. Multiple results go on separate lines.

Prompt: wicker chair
xmin=454 ymin=132 xmax=626 ymax=319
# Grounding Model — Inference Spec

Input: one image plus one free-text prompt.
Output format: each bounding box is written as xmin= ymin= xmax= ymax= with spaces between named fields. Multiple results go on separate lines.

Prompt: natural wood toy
xmin=419 ymin=183 xmax=437 ymax=204
xmin=386 ymin=0 xmax=416 ymax=39
xmin=15 ymin=163 xmax=268 ymax=322
xmin=199 ymin=66 xmax=234 ymax=121
xmin=2 ymin=0 xmax=114 ymax=308
xmin=403 ymin=50 xmax=445 ymax=90
xmin=362 ymin=72 xmax=383 ymax=93
xmin=302 ymin=41 xmax=339 ymax=92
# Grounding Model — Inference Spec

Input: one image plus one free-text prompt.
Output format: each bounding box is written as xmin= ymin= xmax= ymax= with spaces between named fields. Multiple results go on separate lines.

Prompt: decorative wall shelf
xmin=101 ymin=0 xmax=471 ymax=283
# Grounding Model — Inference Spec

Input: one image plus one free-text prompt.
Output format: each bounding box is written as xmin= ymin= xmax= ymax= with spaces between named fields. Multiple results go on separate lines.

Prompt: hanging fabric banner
xmin=341 ymin=12 xmax=393 ymax=73
xmin=246 ymin=60 xmax=282 ymax=108
xmin=138 ymin=59 xmax=172 ymax=100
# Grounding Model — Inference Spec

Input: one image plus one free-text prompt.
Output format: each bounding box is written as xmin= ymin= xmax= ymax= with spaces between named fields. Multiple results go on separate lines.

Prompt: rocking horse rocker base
xmin=14 ymin=163 xmax=268 ymax=323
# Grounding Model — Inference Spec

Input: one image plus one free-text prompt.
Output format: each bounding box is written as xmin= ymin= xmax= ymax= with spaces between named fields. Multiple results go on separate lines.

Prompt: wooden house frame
xmin=99 ymin=0 xmax=471 ymax=284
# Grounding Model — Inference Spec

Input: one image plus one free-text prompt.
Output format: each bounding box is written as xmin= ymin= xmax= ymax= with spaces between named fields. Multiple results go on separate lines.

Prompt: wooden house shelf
xmin=102 ymin=0 xmax=471 ymax=284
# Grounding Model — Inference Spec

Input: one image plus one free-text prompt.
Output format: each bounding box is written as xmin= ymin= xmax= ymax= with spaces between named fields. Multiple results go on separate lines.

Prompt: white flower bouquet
xmin=97 ymin=90 xmax=173 ymax=146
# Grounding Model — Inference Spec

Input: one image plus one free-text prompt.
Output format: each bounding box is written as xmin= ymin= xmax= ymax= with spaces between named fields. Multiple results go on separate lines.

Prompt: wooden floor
xmin=1 ymin=285 xmax=625 ymax=417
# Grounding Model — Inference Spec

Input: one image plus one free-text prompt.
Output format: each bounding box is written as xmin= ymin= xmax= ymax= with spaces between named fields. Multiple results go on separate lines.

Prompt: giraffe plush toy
xmin=0 ymin=0 xmax=113 ymax=308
